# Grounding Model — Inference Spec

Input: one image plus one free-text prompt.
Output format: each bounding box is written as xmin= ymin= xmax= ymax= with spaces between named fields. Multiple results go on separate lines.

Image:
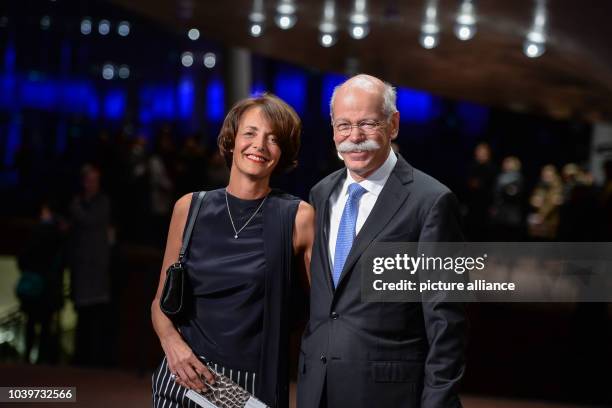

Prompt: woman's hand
xmin=161 ymin=333 xmax=215 ymax=392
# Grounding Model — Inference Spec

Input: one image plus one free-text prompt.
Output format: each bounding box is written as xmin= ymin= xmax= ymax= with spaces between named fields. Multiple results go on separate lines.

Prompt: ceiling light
xmin=420 ymin=0 xmax=440 ymax=49
xmin=117 ymin=21 xmax=130 ymax=36
xmin=250 ymin=23 xmax=263 ymax=37
xmin=320 ymin=33 xmax=336 ymax=47
xmin=80 ymin=18 xmax=92 ymax=35
xmin=249 ymin=0 xmax=266 ymax=37
xmin=99 ymin=20 xmax=110 ymax=35
xmin=275 ymin=0 xmax=297 ymax=30
xmin=102 ymin=63 xmax=115 ymax=80
xmin=454 ymin=0 xmax=477 ymax=41
xmin=523 ymin=0 xmax=547 ymax=58
xmin=187 ymin=28 xmax=200 ymax=40
xmin=118 ymin=65 xmax=130 ymax=79
xmin=319 ymin=0 xmax=338 ymax=47
xmin=40 ymin=16 xmax=51 ymax=30
xmin=181 ymin=52 xmax=194 ymax=67
xmin=348 ymin=0 xmax=369 ymax=40
xmin=203 ymin=52 xmax=216 ymax=69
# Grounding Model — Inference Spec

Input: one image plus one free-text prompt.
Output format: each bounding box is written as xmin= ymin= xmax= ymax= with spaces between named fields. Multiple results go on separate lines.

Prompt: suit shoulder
xmin=310 ymin=168 xmax=344 ymax=199
xmin=410 ymin=167 xmax=455 ymax=202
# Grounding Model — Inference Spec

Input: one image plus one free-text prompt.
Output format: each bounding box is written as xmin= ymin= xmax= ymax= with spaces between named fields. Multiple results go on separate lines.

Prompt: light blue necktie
xmin=333 ymin=183 xmax=367 ymax=288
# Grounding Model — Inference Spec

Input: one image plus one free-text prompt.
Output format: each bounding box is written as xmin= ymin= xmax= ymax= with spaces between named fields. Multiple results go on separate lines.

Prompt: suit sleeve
xmin=418 ymin=191 xmax=467 ymax=408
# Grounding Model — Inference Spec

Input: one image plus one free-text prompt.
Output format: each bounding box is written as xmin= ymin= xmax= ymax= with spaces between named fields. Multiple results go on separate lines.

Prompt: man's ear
xmin=390 ymin=111 xmax=400 ymax=140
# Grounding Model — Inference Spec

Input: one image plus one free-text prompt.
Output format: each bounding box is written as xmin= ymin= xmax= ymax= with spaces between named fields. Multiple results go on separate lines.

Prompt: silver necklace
xmin=225 ymin=189 xmax=268 ymax=239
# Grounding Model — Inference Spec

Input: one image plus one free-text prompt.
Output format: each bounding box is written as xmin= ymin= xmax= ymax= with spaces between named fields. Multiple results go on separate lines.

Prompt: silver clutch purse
xmin=185 ymin=365 xmax=268 ymax=408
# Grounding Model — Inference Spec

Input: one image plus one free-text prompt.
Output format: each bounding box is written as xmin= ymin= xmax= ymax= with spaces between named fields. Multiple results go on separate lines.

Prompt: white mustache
xmin=337 ymin=139 xmax=381 ymax=153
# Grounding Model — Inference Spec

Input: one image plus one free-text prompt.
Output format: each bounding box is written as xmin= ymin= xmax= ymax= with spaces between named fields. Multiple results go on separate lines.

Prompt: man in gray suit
xmin=297 ymin=74 xmax=466 ymax=408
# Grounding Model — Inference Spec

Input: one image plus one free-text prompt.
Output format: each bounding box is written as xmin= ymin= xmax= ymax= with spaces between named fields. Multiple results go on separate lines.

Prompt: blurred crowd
xmin=10 ymin=126 xmax=230 ymax=366
xmin=463 ymin=142 xmax=612 ymax=242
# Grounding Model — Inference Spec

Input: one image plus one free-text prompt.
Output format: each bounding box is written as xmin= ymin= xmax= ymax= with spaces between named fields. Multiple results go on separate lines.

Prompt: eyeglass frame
xmin=331 ymin=118 xmax=389 ymax=137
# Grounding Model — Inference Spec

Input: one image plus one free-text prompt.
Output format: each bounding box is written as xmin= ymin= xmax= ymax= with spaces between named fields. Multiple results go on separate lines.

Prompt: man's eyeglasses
xmin=333 ymin=120 xmax=385 ymax=136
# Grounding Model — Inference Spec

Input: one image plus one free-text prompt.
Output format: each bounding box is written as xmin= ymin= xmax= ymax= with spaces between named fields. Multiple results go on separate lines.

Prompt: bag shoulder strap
xmin=179 ymin=191 xmax=206 ymax=262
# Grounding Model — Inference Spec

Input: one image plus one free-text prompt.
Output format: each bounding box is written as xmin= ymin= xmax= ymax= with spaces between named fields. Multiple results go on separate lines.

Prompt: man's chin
xmin=346 ymin=162 xmax=372 ymax=176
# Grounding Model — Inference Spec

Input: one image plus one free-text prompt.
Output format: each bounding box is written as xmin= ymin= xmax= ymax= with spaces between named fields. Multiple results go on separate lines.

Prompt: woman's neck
xmin=226 ymin=171 xmax=271 ymax=200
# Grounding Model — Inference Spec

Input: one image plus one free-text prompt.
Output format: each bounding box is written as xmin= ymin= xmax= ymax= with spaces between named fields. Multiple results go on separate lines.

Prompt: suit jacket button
xmin=330 ymin=312 xmax=339 ymax=320
xmin=320 ymin=355 xmax=327 ymax=364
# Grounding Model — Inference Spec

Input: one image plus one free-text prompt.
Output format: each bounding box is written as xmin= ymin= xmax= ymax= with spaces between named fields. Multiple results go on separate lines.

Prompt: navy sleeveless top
xmin=179 ymin=189 xmax=266 ymax=372
xmin=177 ymin=188 xmax=300 ymax=407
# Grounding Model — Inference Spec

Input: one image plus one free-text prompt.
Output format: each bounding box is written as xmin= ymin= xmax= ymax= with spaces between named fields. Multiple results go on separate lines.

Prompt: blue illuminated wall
xmin=206 ymin=78 xmax=224 ymax=122
xmin=396 ymin=88 xmax=442 ymax=124
xmin=274 ymin=69 xmax=307 ymax=115
xmin=321 ymin=73 xmax=348 ymax=117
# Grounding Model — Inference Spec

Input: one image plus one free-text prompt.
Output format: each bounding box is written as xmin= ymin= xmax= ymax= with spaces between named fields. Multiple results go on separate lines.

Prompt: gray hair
xmin=330 ymin=75 xmax=398 ymax=120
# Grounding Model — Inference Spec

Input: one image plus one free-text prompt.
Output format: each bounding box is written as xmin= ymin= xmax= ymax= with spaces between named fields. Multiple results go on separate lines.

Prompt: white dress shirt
xmin=328 ymin=149 xmax=398 ymax=268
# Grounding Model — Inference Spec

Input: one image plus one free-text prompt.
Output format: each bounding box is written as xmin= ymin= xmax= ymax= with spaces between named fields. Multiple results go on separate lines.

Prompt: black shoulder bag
xmin=160 ymin=191 xmax=206 ymax=319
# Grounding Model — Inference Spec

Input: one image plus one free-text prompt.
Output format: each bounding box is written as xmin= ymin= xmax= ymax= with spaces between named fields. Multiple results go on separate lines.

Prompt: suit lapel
xmin=334 ymin=155 xmax=414 ymax=292
xmin=317 ymin=169 xmax=346 ymax=297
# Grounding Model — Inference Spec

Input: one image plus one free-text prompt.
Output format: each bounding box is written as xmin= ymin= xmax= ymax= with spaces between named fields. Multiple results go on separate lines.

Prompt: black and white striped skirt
xmin=152 ymin=355 xmax=258 ymax=407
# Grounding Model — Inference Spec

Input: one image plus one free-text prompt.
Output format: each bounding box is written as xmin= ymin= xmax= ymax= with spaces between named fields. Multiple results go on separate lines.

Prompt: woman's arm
xmin=292 ymin=201 xmax=315 ymax=286
xmin=151 ymin=193 xmax=214 ymax=392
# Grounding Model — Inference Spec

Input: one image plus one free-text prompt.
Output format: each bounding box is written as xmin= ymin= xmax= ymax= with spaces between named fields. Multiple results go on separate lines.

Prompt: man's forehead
xmin=334 ymin=87 xmax=383 ymax=112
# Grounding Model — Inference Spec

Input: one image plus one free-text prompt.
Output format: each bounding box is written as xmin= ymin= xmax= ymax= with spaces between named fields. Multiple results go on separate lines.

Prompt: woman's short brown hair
xmin=217 ymin=93 xmax=301 ymax=174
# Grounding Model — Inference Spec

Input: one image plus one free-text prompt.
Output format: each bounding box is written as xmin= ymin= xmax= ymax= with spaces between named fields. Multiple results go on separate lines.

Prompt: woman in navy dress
xmin=151 ymin=94 xmax=314 ymax=408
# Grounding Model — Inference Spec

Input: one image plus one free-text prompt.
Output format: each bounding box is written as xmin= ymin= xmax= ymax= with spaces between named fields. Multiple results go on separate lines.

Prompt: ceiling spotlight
xmin=524 ymin=41 xmax=544 ymax=58
xmin=276 ymin=14 xmax=296 ymax=30
xmin=181 ymin=52 xmax=194 ymax=67
xmin=523 ymin=0 xmax=547 ymax=58
xmin=80 ymin=18 xmax=92 ymax=35
xmin=249 ymin=0 xmax=266 ymax=37
xmin=203 ymin=52 xmax=216 ymax=69
xmin=319 ymin=0 xmax=337 ymax=47
xmin=99 ymin=19 xmax=111 ymax=35
xmin=250 ymin=23 xmax=263 ymax=37
xmin=102 ymin=63 xmax=115 ymax=80
xmin=348 ymin=0 xmax=369 ymax=40
xmin=454 ymin=0 xmax=477 ymax=41
xmin=187 ymin=28 xmax=200 ymax=40
xmin=320 ymin=33 xmax=337 ymax=47
xmin=350 ymin=25 xmax=368 ymax=39
xmin=117 ymin=21 xmax=130 ymax=36
xmin=275 ymin=0 xmax=297 ymax=30
xmin=420 ymin=33 xmax=438 ymax=49
xmin=118 ymin=65 xmax=130 ymax=79
xmin=420 ymin=0 xmax=440 ymax=49
xmin=40 ymin=15 xmax=51 ymax=30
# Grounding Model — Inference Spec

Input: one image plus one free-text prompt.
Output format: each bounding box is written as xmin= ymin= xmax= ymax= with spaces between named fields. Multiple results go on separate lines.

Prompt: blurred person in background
xmin=558 ymin=164 xmax=599 ymax=241
xmin=599 ymin=159 xmax=612 ymax=240
xmin=151 ymin=93 xmax=314 ymax=408
xmin=489 ymin=156 xmax=524 ymax=241
xmin=68 ymin=164 xmax=114 ymax=367
xmin=149 ymin=129 xmax=177 ymax=247
xmin=16 ymin=199 xmax=66 ymax=364
xmin=465 ymin=142 xmax=496 ymax=241
xmin=123 ymin=135 xmax=150 ymax=243
xmin=528 ymin=164 xmax=563 ymax=241
xmin=176 ymin=134 xmax=209 ymax=195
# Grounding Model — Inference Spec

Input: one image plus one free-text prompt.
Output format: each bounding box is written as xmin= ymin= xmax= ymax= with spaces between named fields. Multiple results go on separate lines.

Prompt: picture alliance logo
xmin=372 ymin=253 xmax=488 ymax=275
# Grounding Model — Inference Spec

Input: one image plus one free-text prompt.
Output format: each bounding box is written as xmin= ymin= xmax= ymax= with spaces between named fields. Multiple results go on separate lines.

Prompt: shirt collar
xmin=342 ymin=148 xmax=397 ymax=197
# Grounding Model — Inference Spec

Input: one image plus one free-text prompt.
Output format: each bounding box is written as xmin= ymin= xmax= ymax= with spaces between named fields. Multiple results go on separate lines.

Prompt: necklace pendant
xmin=234 ymin=234 xmax=238 ymax=239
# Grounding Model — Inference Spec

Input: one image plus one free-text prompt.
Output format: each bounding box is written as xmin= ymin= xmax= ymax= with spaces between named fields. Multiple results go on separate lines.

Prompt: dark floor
xmin=0 ymin=363 xmax=604 ymax=408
